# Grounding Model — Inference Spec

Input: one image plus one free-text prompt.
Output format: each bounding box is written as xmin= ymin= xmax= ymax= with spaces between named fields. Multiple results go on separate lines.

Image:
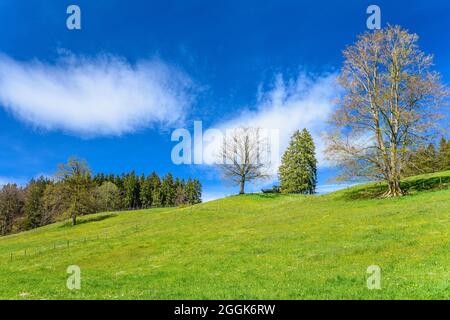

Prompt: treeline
xmin=0 ymin=157 xmax=202 ymax=236
xmin=403 ymin=137 xmax=450 ymax=176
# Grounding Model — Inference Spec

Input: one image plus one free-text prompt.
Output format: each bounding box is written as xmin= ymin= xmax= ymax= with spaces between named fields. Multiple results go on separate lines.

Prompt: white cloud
xmin=0 ymin=52 xmax=195 ymax=136
xmin=205 ymin=72 xmax=339 ymax=184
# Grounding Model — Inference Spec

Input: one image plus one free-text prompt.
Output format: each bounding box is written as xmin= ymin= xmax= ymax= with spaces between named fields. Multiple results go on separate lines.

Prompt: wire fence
xmin=0 ymin=204 xmax=198 ymax=264
xmin=1 ymin=223 xmax=142 ymax=263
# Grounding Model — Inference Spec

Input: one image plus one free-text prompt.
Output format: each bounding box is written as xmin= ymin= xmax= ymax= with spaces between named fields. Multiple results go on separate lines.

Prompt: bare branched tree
xmin=326 ymin=25 xmax=449 ymax=197
xmin=218 ymin=127 xmax=271 ymax=194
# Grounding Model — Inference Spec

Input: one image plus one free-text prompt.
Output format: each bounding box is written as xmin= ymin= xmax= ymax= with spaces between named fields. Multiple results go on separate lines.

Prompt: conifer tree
xmin=151 ymin=175 xmax=162 ymax=207
xmin=174 ymin=179 xmax=188 ymax=205
xmin=192 ymin=179 xmax=202 ymax=204
xmin=278 ymin=129 xmax=317 ymax=194
xmin=186 ymin=178 xmax=202 ymax=204
xmin=24 ymin=177 xmax=51 ymax=229
xmin=140 ymin=175 xmax=153 ymax=208
xmin=161 ymin=173 xmax=175 ymax=206
xmin=123 ymin=172 xmax=141 ymax=209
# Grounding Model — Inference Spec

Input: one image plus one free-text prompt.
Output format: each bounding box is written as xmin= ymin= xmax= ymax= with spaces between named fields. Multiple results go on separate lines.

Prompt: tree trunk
xmin=384 ymin=176 xmax=403 ymax=197
xmin=239 ymin=179 xmax=245 ymax=194
xmin=72 ymin=214 xmax=77 ymax=226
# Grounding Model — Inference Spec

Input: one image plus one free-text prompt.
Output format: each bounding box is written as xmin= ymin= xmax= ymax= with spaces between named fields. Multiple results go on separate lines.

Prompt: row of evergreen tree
xmin=0 ymin=157 xmax=202 ymax=236
xmin=403 ymin=137 xmax=450 ymax=176
xmin=92 ymin=171 xmax=202 ymax=210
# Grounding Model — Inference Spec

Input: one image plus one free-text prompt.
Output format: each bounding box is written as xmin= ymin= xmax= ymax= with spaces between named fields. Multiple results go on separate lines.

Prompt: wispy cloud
xmin=0 ymin=51 xmax=195 ymax=137
xmin=206 ymin=72 xmax=339 ymax=179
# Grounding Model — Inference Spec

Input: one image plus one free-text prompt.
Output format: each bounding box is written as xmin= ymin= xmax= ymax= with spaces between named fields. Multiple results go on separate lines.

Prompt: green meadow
xmin=0 ymin=171 xmax=449 ymax=299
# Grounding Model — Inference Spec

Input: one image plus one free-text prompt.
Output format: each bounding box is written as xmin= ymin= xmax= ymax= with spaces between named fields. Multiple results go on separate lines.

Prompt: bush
xmin=261 ymin=185 xmax=281 ymax=193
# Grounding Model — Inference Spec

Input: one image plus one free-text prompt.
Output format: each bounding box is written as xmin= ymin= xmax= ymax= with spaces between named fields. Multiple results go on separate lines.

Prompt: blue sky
xmin=0 ymin=0 xmax=449 ymax=200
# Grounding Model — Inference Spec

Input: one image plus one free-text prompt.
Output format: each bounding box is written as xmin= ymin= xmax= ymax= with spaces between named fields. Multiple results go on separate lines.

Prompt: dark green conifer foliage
xmin=278 ymin=129 xmax=317 ymax=194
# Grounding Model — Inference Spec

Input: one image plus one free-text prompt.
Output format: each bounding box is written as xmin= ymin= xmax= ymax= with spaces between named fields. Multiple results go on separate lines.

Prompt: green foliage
xmin=95 ymin=182 xmax=121 ymax=212
xmin=56 ymin=157 xmax=96 ymax=225
xmin=174 ymin=179 xmax=188 ymax=206
xmin=279 ymin=129 xmax=317 ymax=194
xmin=24 ymin=177 xmax=51 ymax=229
xmin=161 ymin=173 xmax=175 ymax=207
xmin=123 ymin=172 xmax=141 ymax=209
xmin=0 ymin=157 xmax=202 ymax=236
xmin=150 ymin=173 xmax=162 ymax=207
xmin=403 ymin=137 xmax=450 ymax=176
xmin=139 ymin=174 xmax=153 ymax=208
xmin=261 ymin=185 xmax=280 ymax=193
xmin=438 ymin=137 xmax=450 ymax=170
xmin=42 ymin=182 xmax=71 ymax=225
xmin=185 ymin=178 xmax=202 ymax=204
xmin=0 ymin=184 xmax=24 ymax=235
xmin=151 ymin=185 xmax=162 ymax=207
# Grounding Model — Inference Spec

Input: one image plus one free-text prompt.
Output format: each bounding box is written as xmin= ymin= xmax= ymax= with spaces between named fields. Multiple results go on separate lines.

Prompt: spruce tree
xmin=24 ymin=177 xmax=51 ymax=229
xmin=278 ymin=128 xmax=317 ymax=194
xmin=186 ymin=178 xmax=202 ymax=204
xmin=192 ymin=179 xmax=202 ymax=204
xmin=161 ymin=173 xmax=175 ymax=207
xmin=140 ymin=175 xmax=153 ymax=208
xmin=174 ymin=179 xmax=188 ymax=205
xmin=151 ymin=176 xmax=162 ymax=207
xmin=123 ymin=172 xmax=141 ymax=209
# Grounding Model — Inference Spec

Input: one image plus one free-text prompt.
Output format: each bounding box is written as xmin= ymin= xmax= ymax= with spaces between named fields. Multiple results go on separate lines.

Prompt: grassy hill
xmin=0 ymin=171 xmax=449 ymax=299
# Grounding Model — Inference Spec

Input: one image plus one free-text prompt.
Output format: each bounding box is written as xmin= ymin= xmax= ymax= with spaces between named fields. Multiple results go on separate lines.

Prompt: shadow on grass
xmin=253 ymin=193 xmax=307 ymax=200
xmin=341 ymin=175 xmax=450 ymax=200
xmin=59 ymin=213 xmax=118 ymax=228
xmin=255 ymin=193 xmax=282 ymax=199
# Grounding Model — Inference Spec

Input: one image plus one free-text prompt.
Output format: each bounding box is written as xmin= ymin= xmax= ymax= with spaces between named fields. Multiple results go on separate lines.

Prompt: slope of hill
xmin=0 ymin=171 xmax=449 ymax=299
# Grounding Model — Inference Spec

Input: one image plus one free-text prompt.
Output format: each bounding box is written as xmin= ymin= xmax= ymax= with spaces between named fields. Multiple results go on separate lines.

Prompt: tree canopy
xmin=326 ymin=25 xmax=449 ymax=196
xmin=279 ymin=129 xmax=317 ymax=194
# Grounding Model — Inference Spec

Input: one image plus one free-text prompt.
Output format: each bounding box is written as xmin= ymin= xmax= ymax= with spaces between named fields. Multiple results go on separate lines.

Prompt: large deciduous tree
xmin=95 ymin=181 xmax=121 ymax=212
xmin=326 ymin=26 xmax=449 ymax=197
xmin=56 ymin=156 xmax=96 ymax=225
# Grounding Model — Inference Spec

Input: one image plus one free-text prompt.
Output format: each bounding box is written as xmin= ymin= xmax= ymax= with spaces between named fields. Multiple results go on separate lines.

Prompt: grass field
xmin=0 ymin=171 xmax=449 ymax=299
